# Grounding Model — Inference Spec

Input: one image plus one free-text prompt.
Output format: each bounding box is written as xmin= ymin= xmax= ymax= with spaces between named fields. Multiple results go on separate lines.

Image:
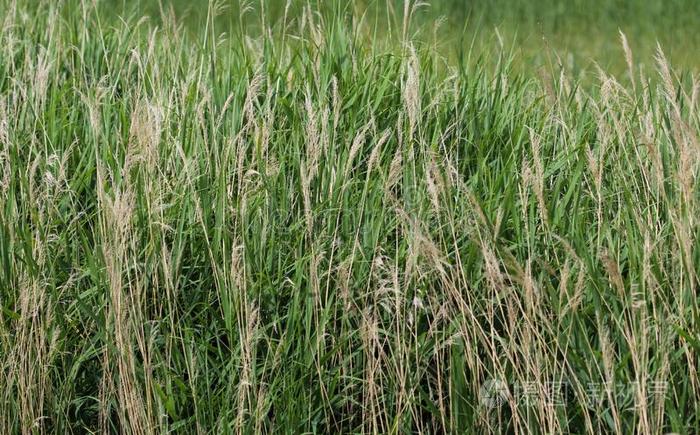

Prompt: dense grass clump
xmin=0 ymin=1 xmax=699 ymax=433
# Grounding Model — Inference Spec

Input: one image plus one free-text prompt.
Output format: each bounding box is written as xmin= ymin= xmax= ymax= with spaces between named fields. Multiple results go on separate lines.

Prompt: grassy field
xmin=0 ymin=0 xmax=699 ymax=433
xmin=130 ymin=0 xmax=700 ymax=73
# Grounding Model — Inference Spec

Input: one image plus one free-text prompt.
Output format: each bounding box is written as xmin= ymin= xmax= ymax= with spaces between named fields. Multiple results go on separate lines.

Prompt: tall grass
xmin=0 ymin=0 xmax=698 ymax=433
xmin=130 ymin=0 xmax=700 ymax=73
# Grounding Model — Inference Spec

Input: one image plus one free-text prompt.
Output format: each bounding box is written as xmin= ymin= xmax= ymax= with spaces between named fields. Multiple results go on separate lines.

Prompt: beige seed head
xmin=619 ymin=31 xmax=635 ymax=90
xmin=386 ymin=147 xmax=403 ymax=193
xmin=367 ymin=129 xmax=391 ymax=176
xmin=403 ymin=44 xmax=421 ymax=137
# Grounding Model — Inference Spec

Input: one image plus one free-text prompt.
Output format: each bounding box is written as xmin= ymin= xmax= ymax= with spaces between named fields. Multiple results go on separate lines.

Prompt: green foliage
xmin=0 ymin=1 xmax=698 ymax=433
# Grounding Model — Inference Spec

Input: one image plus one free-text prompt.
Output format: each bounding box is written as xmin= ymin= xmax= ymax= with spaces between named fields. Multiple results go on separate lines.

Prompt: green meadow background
xmin=123 ymin=0 xmax=700 ymax=73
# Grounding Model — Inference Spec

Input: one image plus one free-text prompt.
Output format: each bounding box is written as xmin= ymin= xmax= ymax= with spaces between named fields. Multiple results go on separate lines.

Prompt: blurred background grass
xmin=118 ymin=0 xmax=700 ymax=75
